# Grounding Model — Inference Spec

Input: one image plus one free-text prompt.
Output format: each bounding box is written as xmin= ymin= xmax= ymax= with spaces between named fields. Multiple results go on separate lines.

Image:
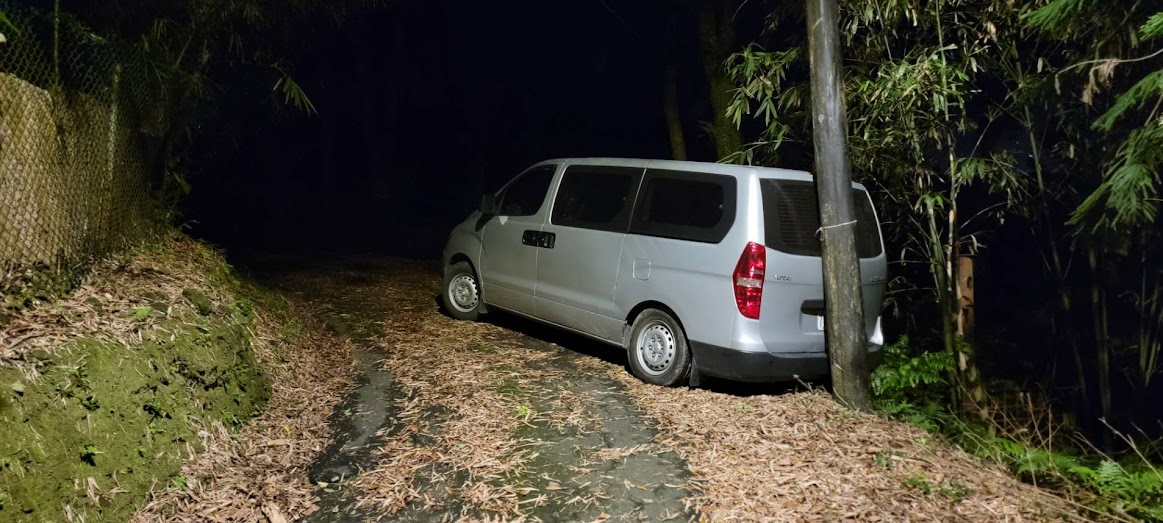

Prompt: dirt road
xmin=255 ymin=257 xmax=694 ymax=522
xmin=251 ymin=256 xmax=1079 ymax=523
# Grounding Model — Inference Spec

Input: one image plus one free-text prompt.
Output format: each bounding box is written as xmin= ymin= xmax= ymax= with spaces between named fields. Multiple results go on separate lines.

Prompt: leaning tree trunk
xmin=697 ymin=0 xmax=743 ymax=161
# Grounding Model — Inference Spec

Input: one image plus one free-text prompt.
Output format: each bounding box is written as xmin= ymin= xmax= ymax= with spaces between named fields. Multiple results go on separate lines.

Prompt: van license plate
xmin=816 ymin=315 xmax=825 ymax=331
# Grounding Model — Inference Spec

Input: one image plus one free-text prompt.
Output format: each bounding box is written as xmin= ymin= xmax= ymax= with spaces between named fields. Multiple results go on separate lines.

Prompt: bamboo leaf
xmin=0 ymin=9 xmax=18 ymax=35
xmin=1022 ymin=0 xmax=1094 ymax=31
xmin=1093 ymin=70 xmax=1163 ymax=132
xmin=1141 ymin=11 xmax=1163 ymax=39
xmin=274 ymin=73 xmax=317 ymax=115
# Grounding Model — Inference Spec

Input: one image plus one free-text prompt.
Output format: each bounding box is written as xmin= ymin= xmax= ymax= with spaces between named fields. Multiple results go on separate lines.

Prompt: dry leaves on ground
xmin=1 ymin=238 xmax=231 ymax=371
xmin=352 ymin=308 xmax=541 ymax=518
xmin=132 ymin=297 xmax=356 ymax=522
xmin=592 ymin=359 xmax=1090 ymax=523
xmin=344 ymin=263 xmax=1089 ymax=523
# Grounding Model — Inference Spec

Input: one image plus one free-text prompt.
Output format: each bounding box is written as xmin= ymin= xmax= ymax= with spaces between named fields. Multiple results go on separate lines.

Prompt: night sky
xmin=182 ymin=0 xmax=752 ymax=258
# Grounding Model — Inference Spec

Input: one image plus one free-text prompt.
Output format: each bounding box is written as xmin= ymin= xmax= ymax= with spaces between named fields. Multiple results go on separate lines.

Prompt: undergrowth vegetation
xmin=873 ymin=338 xmax=1163 ymax=521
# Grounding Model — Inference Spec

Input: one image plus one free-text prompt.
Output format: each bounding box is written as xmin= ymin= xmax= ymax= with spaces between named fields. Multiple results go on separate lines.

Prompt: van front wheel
xmin=442 ymin=261 xmax=481 ymax=321
xmin=627 ymin=309 xmax=691 ymax=387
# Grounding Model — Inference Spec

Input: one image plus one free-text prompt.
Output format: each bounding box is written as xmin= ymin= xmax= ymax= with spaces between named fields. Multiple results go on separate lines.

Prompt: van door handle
xmin=521 ymin=230 xmax=555 ymax=248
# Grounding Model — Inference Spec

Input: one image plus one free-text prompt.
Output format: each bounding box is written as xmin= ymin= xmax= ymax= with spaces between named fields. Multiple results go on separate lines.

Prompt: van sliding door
xmin=534 ymin=165 xmax=643 ymax=343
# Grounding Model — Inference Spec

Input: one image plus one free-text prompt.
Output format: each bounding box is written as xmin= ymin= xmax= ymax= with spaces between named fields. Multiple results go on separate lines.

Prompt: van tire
xmin=627 ymin=309 xmax=691 ymax=387
xmin=442 ymin=261 xmax=482 ymax=321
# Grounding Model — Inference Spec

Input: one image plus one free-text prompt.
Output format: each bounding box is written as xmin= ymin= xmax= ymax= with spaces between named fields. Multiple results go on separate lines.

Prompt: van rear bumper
xmin=690 ymin=341 xmax=883 ymax=383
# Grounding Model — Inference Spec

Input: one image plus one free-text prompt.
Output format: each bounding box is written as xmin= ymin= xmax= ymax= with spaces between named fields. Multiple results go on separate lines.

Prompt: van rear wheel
xmin=442 ymin=261 xmax=481 ymax=321
xmin=627 ymin=309 xmax=690 ymax=387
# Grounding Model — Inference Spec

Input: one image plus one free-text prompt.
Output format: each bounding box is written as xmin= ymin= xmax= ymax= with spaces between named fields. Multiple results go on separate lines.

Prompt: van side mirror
xmin=480 ymin=194 xmax=499 ymax=216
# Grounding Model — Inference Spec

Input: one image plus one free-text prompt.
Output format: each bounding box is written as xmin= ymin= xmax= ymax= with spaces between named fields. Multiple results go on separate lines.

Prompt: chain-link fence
xmin=0 ymin=1 xmax=163 ymax=309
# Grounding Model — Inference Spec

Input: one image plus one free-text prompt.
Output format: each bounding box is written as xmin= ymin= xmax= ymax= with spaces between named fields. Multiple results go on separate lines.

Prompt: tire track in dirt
xmin=250 ymin=256 xmax=695 ymax=522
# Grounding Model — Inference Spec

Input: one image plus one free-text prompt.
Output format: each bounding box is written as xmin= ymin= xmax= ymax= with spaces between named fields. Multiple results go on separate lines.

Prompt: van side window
xmin=629 ymin=170 xmax=737 ymax=243
xmin=499 ymin=165 xmax=556 ymax=216
xmin=551 ymin=166 xmax=642 ymax=232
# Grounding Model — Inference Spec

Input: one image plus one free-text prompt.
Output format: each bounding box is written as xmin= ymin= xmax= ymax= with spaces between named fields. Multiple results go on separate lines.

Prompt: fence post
xmin=105 ymin=63 xmax=121 ymax=248
xmin=52 ymin=0 xmax=61 ymax=90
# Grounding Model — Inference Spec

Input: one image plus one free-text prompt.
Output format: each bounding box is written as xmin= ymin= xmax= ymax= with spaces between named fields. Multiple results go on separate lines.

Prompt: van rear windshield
xmin=759 ymin=179 xmax=883 ymax=258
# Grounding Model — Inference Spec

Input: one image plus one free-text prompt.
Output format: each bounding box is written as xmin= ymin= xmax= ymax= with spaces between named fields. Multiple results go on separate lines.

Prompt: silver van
xmin=440 ymin=158 xmax=886 ymax=386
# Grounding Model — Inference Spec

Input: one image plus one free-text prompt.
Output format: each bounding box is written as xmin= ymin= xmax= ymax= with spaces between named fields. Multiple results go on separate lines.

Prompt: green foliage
xmin=1022 ymin=0 xmax=1094 ymax=32
xmin=0 ymin=8 xmax=17 ymax=34
xmin=721 ymin=45 xmax=804 ymax=128
xmin=905 ymin=473 xmax=933 ymax=495
xmin=730 ymin=0 xmax=1163 ymax=517
xmin=973 ymin=434 xmax=1163 ymax=519
xmin=903 ymin=471 xmax=971 ymax=501
xmin=938 ymin=479 xmax=971 ymax=502
xmin=1023 ymin=3 xmax=1163 ymax=237
xmin=871 ymin=337 xmax=956 ymax=432
xmin=1071 ymin=121 xmax=1163 ymax=232
xmin=873 ymin=449 xmax=898 ymax=470
xmin=132 ymin=306 xmax=152 ymax=320
xmin=80 ymin=444 xmax=102 ymax=466
xmin=1143 ymin=12 xmax=1163 ymax=39
xmin=873 ymin=336 xmax=1163 ymax=518
xmin=1092 ymin=70 xmax=1163 ymax=133
xmin=872 ymin=336 xmax=954 ymax=398
xmin=274 ymin=72 xmax=317 ymax=115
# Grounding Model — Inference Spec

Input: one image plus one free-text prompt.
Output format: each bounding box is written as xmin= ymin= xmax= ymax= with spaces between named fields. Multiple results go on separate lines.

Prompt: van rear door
xmin=756 ymin=178 xmax=886 ymax=352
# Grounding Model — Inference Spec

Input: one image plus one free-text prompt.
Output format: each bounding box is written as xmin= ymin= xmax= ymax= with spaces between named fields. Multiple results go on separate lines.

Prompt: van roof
xmin=539 ymin=157 xmax=867 ymax=190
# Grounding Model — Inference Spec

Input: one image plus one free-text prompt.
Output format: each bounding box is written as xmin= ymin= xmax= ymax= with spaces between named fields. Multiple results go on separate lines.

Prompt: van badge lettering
xmin=773 ymin=275 xmax=791 ymax=282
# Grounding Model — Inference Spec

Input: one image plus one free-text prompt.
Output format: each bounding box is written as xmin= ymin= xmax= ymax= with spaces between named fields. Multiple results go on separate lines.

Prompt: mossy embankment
xmin=0 ymin=237 xmax=284 ymax=522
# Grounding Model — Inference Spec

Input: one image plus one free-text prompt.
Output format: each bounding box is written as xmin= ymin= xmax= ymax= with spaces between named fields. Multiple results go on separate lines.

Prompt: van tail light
xmin=733 ymin=242 xmax=766 ymax=319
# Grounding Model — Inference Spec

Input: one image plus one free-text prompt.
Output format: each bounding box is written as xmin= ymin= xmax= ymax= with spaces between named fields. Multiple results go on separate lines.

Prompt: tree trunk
xmin=1089 ymin=248 xmax=1113 ymax=449
xmin=956 ymin=256 xmax=975 ymax=343
xmin=927 ymin=204 xmax=962 ymax=407
xmin=1019 ymin=100 xmax=1088 ymax=415
xmin=1140 ymin=232 xmax=1161 ymax=389
xmin=664 ymin=63 xmax=687 ymax=161
xmin=805 ymin=0 xmax=871 ymax=411
xmin=697 ymin=0 xmax=743 ymax=161
xmin=955 ymin=251 xmax=987 ymax=420
xmin=947 ymin=154 xmax=988 ymax=421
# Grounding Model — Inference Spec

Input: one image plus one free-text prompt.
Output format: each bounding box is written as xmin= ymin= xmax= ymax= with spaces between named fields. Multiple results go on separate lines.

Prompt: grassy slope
xmin=0 ymin=236 xmax=276 ymax=521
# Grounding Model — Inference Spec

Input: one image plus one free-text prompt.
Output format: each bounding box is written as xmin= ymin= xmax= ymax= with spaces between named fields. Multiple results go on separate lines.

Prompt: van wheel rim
xmin=448 ymin=274 xmax=479 ymax=313
xmin=636 ymin=322 xmax=676 ymax=376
